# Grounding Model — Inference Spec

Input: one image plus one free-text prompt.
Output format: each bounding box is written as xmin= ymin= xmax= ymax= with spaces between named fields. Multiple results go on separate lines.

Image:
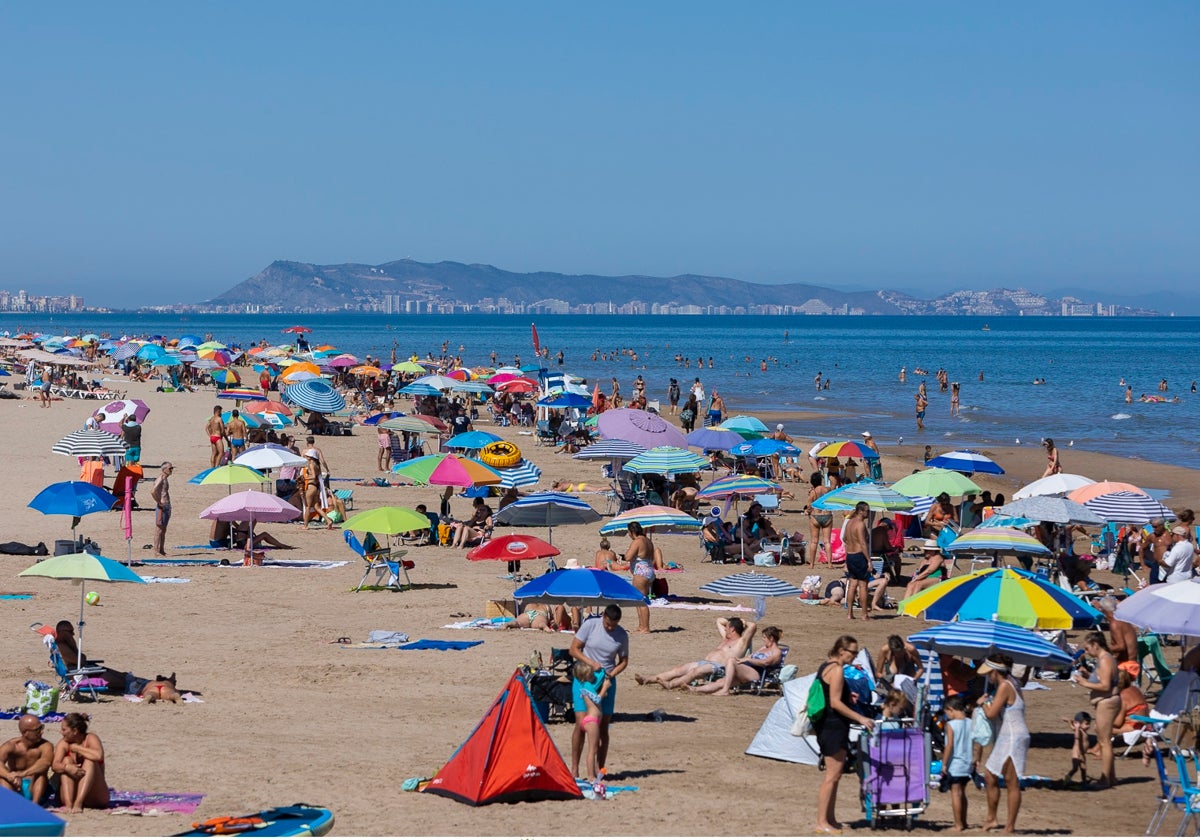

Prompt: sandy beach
xmin=1 ymin=378 xmax=1195 ymax=836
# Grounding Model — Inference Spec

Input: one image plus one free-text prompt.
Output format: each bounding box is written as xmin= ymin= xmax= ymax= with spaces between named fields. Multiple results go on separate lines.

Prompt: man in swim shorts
xmin=570 ymin=605 xmax=629 ymax=779
xmin=634 ymin=617 xmax=756 ymax=690
xmin=151 ymin=462 xmax=173 ymax=557
xmin=205 ymin=405 xmax=226 ymax=467
xmin=0 ymin=714 xmax=54 ymax=804
xmin=225 ymin=410 xmax=248 ymax=458
xmin=843 ymin=501 xmax=872 ymax=621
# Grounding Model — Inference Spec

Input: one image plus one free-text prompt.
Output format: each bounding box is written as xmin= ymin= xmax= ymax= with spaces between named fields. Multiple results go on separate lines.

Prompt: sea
xmin=4 ymin=313 xmax=1199 ymax=470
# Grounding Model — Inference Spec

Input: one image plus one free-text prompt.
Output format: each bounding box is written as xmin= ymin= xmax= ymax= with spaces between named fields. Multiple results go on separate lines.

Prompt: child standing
xmin=943 ymin=695 xmax=973 ymax=832
xmin=1062 ymin=711 xmax=1092 ymax=786
xmin=573 ymin=660 xmax=610 ymax=793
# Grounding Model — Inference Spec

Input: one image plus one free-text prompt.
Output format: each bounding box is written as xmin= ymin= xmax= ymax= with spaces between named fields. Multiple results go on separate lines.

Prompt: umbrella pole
xmin=76 ymin=582 xmax=86 ymax=671
xmin=248 ymin=514 xmax=256 ymax=563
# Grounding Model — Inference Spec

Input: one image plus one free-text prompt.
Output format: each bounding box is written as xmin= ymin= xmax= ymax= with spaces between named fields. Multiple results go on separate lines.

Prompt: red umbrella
xmin=466 ymin=534 xmax=559 ymax=562
xmin=282 ymin=326 xmax=312 ymax=334
xmin=496 ymin=378 xmax=537 ymax=394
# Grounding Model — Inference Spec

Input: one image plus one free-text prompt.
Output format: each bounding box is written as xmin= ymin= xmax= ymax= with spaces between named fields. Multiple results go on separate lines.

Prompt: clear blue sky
xmin=1 ymin=1 xmax=1196 ymax=308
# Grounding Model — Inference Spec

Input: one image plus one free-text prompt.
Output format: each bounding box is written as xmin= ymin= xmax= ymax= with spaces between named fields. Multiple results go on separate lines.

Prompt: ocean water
xmin=5 ymin=313 xmax=1199 ymax=469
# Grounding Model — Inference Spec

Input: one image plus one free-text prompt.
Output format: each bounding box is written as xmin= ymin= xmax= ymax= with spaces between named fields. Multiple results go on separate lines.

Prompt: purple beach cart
xmin=857 ymin=724 xmax=930 ymax=830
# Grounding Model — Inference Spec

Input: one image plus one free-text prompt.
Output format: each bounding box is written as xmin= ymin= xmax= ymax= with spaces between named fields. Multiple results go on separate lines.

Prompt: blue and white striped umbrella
xmin=601 ymin=505 xmax=702 ymax=535
xmin=813 ymin=480 xmax=914 ymax=512
xmin=996 ymin=496 xmax=1106 ymax=526
xmin=700 ymin=572 xmax=803 ymax=598
xmin=495 ymin=459 xmax=542 ymax=489
xmin=495 ymin=491 xmax=601 ymax=542
xmin=1083 ymin=490 xmax=1175 ymax=523
xmin=450 ymin=381 xmax=494 ymax=394
xmin=925 ymin=450 xmax=1005 ymax=475
xmin=111 ymin=342 xmax=141 ymax=361
xmin=572 ymin=439 xmax=646 ymax=462
xmin=622 ymin=446 xmax=710 ymax=475
xmin=907 ymin=619 xmax=1073 ymax=668
xmin=398 ymin=382 xmax=442 ymax=396
xmin=731 ymin=439 xmax=801 ymax=457
xmin=282 ymin=379 xmax=346 ymax=413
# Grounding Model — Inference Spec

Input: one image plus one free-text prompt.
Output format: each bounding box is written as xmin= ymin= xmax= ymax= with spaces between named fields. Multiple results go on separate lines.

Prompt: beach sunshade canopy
xmin=536 ymin=391 xmax=591 ymax=409
xmin=731 ymin=439 xmax=801 ymax=457
xmin=196 ymin=465 xmax=267 ymax=486
xmin=495 ymin=378 xmax=538 ymax=394
xmin=282 ymin=325 xmax=312 ymax=334
xmin=812 ymin=481 xmax=914 ymax=512
xmin=399 ymin=382 xmax=442 ymax=397
xmin=924 ymin=450 xmax=1005 ymax=475
xmin=210 ymin=367 xmax=240 ymax=385
xmin=495 ymin=492 xmax=601 ymax=542
xmin=414 ymin=374 xmax=458 ymax=391
xmin=721 ymin=415 xmax=770 ymax=435
xmin=392 ymin=453 xmax=502 ymax=487
xmin=135 ymin=344 xmax=166 ymax=361
xmin=995 ymin=497 xmax=1106 ymax=526
xmin=348 ymin=365 xmax=382 ymax=377
xmin=0 ymin=785 xmax=67 ymax=835
xmin=815 ymin=441 xmax=880 ymax=459
xmin=946 ymin=526 xmax=1051 ymax=554
xmin=1115 ymin=580 xmax=1200 ymax=636
xmin=700 ymin=572 xmax=803 ymax=598
xmin=685 ymin=427 xmax=746 ymax=451
xmin=97 ymin=398 xmax=150 ymax=435
xmin=697 ymin=474 xmax=783 ymax=499
xmin=600 ymin=505 xmax=702 ymax=535
xmin=571 ymin=439 xmax=646 ymax=462
xmin=52 ymin=429 xmax=127 ymax=457
xmin=890 ymin=469 xmax=982 ymax=499
xmin=222 ymin=410 xmax=262 ymax=429
xmin=622 ymin=446 xmax=710 ymax=475
xmin=28 ymin=481 xmax=117 ymax=518
xmin=1067 ymin=481 xmax=1148 ymax=504
xmin=111 ymin=342 xmax=141 ymax=361
xmin=443 ymin=430 xmax=503 ymax=450
xmin=596 ymin=408 xmax=687 ymax=450
xmin=1083 ymin=491 xmax=1174 ymax=523
xmin=233 ymin=444 xmax=308 ymax=470
xmin=379 ymin=415 xmax=442 ymax=435
xmin=467 ymin=534 xmax=560 ymax=562
xmin=199 ymin=490 xmax=300 ymax=523
xmin=906 ymin=619 xmax=1073 ymax=668
xmin=897 ymin=567 xmax=1101 ymax=630
xmin=342 ymin=506 xmax=430 ymax=535
xmin=282 ymin=360 xmax=321 ymax=376
xmin=512 ymin=568 xmax=648 ymax=606
xmin=360 ymin=411 xmax=405 ymax=426
xmin=495 ymin=459 xmax=542 ymax=489
xmin=282 ymin=379 xmax=346 ymax=413
xmin=451 ymin=381 xmax=494 ymax=394
xmin=1012 ymin=473 xmax=1097 ymax=500
xmin=217 ymin=388 xmax=268 ymax=402
xmin=392 ymin=360 xmax=426 ymax=373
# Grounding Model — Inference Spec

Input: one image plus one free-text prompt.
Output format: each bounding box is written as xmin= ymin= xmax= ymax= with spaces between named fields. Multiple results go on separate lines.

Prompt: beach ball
xmin=85 ymin=591 xmax=100 ymax=606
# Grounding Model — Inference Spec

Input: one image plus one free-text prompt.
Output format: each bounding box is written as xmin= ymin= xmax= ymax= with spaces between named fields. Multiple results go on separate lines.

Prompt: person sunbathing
xmin=507 ymin=602 xmax=570 ymax=633
xmin=688 ymin=626 xmax=784 ymax=695
xmin=634 ymin=618 xmax=756 ymax=689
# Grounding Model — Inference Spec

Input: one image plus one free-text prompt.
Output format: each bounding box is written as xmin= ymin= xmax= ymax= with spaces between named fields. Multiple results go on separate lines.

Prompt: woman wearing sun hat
xmin=977 ymin=654 xmax=1028 ymax=833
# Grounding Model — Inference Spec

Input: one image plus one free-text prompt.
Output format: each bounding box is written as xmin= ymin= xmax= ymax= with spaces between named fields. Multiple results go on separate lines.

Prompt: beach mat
xmin=140 ymin=559 xmax=348 ymax=569
xmin=141 ymin=576 xmax=191 ymax=584
xmin=1 ymin=593 xmax=34 ymax=599
xmin=105 ymin=790 xmax=206 ymax=815
xmin=398 ymin=639 xmax=484 ymax=651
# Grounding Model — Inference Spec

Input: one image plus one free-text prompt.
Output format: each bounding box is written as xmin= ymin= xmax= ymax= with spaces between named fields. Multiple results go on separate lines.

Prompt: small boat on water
xmin=981 ymin=324 xmax=991 ymax=331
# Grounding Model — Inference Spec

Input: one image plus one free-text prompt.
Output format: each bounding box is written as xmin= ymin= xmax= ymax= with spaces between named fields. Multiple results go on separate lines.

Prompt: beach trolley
xmin=857 ymin=723 xmax=930 ymax=830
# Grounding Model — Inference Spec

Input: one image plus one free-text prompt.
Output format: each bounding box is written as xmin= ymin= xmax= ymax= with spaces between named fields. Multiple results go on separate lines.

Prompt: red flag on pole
xmin=531 ymin=323 xmax=540 ymax=357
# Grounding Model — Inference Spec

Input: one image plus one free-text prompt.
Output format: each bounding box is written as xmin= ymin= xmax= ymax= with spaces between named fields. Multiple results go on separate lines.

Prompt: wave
xmin=1111 ymin=413 xmax=1132 ymax=420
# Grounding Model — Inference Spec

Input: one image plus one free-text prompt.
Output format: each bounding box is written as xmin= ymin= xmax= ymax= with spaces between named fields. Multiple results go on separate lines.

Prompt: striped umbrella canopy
xmin=392 ymin=453 xmax=502 ymax=487
xmin=52 ymin=429 xmax=127 ymax=458
xmin=946 ymin=526 xmax=1051 ymax=554
xmin=451 ymin=381 xmax=495 ymax=395
xmin=1067 ymin=481 xmax=1148 ymax=504
xmin=721 ymin=415 xmax=770 ymax=436
xmin=1115 ymin=579 xmax=1200 ymax=636
xmin=897 ymin=567 xmax=1101 ymax=629
xmin=996 ymin=496 xmax=1106 ymax=526
xmin=1012 ymin=473 xmax=1096 ymax=500
xmin=360 ymin=411 xmax=406 ymax=426
xmin=978 ymin=514 xmax=1037 ymax=529
xmin=198 ymin=348 xmax=233 ymax=366
xmin=685 ymin=427 xmax=746 ymax=451
xmin=443 ymin=430 xmax=503 ymax=450
xmin=495 ymin=492 xmax=601 ymax=543
xmin=446 ymin=368 xmax=474 ymax=381
xmin=697 ymin=474 xmax=783 ymax=499
xmin=572 ymin=439 xmax=646 ymax=462
xmin=246 ymin=409 xmax=293 ymax=429
xmin=217 ymin=388 xmax=268 ymax=402
xmin=890 ymin=469 xmax=981 ymax=499
xmin=925 ymin=450 xmax=1006 ymax=475
xmin=111 ymin=342 xmax=142 ymax=361
xmin=495 ymin=459 xmax=542 ymax=489
xmin=600 ymin=505 xmax=702 ymax=535
xmin=700 ymin=572 xmax=803 ymax=598
xmin=907 ymin=619 xmax=1073 ymax=668
xmin=622 ymin=446 xmax=710 ymax=475
xmin=815 ymin=440 xmax=880 ymax=460
xmin=283 ymin=379 xmax=346 ymax=413
xmin=399 ymin=382 xmax=442 ymax=397
xmin=221 ymin=410 xmax=262 ymax=429
xmin=731 ymin=439 xmax=801 ymax=457
xmin=1083 ymin=491 xmax=1174 ymax=523
xmin=379 ymin=415 xmax=442 ymax=435
xmin=812 ymin=480 xmax=914 ymax=511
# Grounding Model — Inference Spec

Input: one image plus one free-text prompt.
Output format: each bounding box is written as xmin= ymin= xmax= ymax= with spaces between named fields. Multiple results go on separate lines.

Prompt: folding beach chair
xmin=43 ymin=637 xmax=108 ymax=702
xmin=1138 ymin=633 xmax=1175 ymax=692
xmin=345 ymin=531 xmax=412 ymax=591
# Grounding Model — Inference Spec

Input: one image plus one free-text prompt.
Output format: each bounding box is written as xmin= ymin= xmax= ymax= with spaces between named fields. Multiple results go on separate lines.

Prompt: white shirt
xmin=1162 ymin=539 xmax=1196 ymax=584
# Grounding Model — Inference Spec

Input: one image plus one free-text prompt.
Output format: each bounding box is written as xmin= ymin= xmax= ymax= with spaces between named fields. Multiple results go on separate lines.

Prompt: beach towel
xmin=104 ymin=790 xmax=205 ymax=815
xmin=443 ymin=618 xmax=514 ymax=630
xmin=140 ymin=576 xmax=190 ymax=584
xmin=0 ymin=593 xmax=34 ymax=599
xmin=398 ymin=639 xmax=484 ymax=651
xmin=0 ymin=710 xmax=64 ymax=722
xmin=651 ymin=602 xmax=756 ymax=612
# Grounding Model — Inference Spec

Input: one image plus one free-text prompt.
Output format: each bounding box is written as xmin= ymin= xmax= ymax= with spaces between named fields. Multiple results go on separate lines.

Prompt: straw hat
xmin=922 ymin=539 xmax=941 ymax=552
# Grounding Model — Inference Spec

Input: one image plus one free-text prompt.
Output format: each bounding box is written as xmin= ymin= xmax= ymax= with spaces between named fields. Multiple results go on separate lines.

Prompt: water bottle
xmin=754 ymin=595 xmax=767 ymax=621
xmin=21 ymin=777 xmax=31 ymax=800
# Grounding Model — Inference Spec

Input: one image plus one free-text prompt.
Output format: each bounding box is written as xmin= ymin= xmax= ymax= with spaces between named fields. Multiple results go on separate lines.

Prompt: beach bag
xmin=807 ymin=673 xmax=828 ymax=723
xmin=680 ymin=408 xmax=695 ymax=423
xmin=437 ymin=524 xmax=453 ymax=546
xmin=971 ymin=706 xmax=994 ymax=746
xmin=651 ymin=577 xmax=669 ymax=598
xmin=830 ymin=530 xmax=846 ymax=565
xmin=23 ymin=680 xmax=59 ymax=716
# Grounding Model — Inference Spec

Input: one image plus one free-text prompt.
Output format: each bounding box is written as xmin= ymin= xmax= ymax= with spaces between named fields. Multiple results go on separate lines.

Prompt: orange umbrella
xmin=1067 ymin=481 xmax=1149 ymax=504
xmin=281 ymin=360 xmax=321 ymax=376
xmin=349 ymin=365 xmax=383 ymax=377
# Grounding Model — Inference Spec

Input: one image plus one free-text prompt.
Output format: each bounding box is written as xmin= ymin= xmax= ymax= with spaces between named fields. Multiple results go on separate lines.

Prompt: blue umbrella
xmin=443 ymin=430 xmax=503 ymax=450
xmin=0 ymin=785 xmax=66 ymax=836
xmin=685 ymin=427 xmax=747 ymax=451
xmin=495 ymin=492 xmax=601 ymax=543
xmin=361 ymin=411 xmax=406 ymax=425
xmin=622 ymin=446 xmax=710 ymax=475
xmin=28 ymin=481 xmax=118 ymax=543
xmin=512 ymin=568 xmax=648 ymax=606
xmin=495 ymin=459 xmax=542 ymax=488
xmin=926 ymin=450 xmax=1005 ymax=475
xmin=283 ymin=379 xmax=346 ymax=413
xmin=571 ymin=439 xmax=646 ymax=462
xmin=399 ymin=382 xmax=442 ymax=397
xmin=731 ymin=439 xmax=801 ymax=457
xmin=907 ymin=619 xmax=1073 ymax=668
xmin=111 ymin=342 xmax=141 ymax=361
xmin=536 ymin=392 xmax=592 ymax=409
xmin=178 ymin=334 xmax=204 ymax=347
xmin=135 ymin=344 xmax=166 ymax=361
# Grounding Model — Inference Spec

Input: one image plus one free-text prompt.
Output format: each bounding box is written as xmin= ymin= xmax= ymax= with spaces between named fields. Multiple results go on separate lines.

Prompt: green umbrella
xmin=342 ymin=506 xmax=430 ymax=535
xmin=890 ymin=468 xmax=982 ymax=499
xmin=18 ymin=552 xmax=147 ymax=670
xmin=197 ymin=465 xmax=267 ymax=488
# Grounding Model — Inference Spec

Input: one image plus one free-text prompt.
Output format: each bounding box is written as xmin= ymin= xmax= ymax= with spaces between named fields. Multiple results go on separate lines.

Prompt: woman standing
xmin=679 ymin=393 xmax=698 ymax=433
xmin=1042 ymin=438 xmax=1062 ymax=476
xmin=625 ymin=523 xmax=657 ymax=634
xmin=806 ymin=472 xmax=834 ymax=566
xmin=52 ymin=713 xmax=108 ymax=813
xmin=1071 ymin=631 xmax=1119 ymax=787
xmin=979 ymin=655 xmax=1029 ymax=833
xmin=813 ymin=635 xmax=875 ymax=834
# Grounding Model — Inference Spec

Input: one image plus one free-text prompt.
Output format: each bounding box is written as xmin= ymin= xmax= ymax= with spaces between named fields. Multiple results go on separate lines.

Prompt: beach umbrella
xmin=571 ymin=439 xmax=646 ymax=462
xmin=342 ymin=505 xmax=430 ymax=535
xmin=622 ymin=446 xmax=710 ymax=475
xmin=995 ymin=497 xmax=1106 ymax=526
xmin=466 ymin=534 xmax=559 ymax=563
xmin=906 ymin=619 xmax=1073 ymax=668
xmin=697 ymin=474 xmax=782 ymax=499
xmin=28 ymin=481 xmax=118 ymax=544
xmin=195 ymin=464 xmax=267 ymax=489
xmin=685 ymin=427 xmax=746 ymax=451
xmin=896 ymin=567 xmax=1100 ymax=629
xmin=198 ymin=348 xmax=233 ymax=365
xmin=1011 ymin=473 xmax=1096 ymax=500
xmin=721 ymin=415 xmax=770 ymax=436
xmin=890 ymin=469 xmax=982 ymax=499
xmin=812 ymin=481 xmax=914 ymax=512
xmin=178 ymin=333 xmax=203 ymax=347
xmin=494 ymin=459 xmax=542 ymax=489
xmin=978 ymin=514 xmax=1037 ymax=529
xmin=815 ymin=441 xmax=880 ymax=460
xmin=379 ymin=415 xmax=442 ymax=435
xmin=360 ymin=411 xmax=406 ymax=426
xmin=217 ymin=388 xmax=268 ymax=402
xmin=198 ymin=490 xmax=301 ymax=556
xmin=222 ymin=410 xmax=263 ymax=430
xmin=348 ymin=365 xmax=382 ymax=377
xmin=111 ymin=342 xmax=141 ymax=361
xmin=536 ymin=391 xmax=592 ymax=409
xmin=283 ymin=379 xmax=346 ymax=413
xmin=278 ymin=370 xmax=321 ymax=384
xmin=442 ymin=431 xmax=503 ymax=450
xmin=52 ymin=429 xmax=127 ymax=458
xmin=924 ymin=450 xmax=1005 ymax=475
xmin=210 ymin=367 xmax=240 ymax=385
xmin=282 ymin=326 xmax=312 ymax=334
xmin=0 ymin=785 xmax=66 ymax=835
xmin=393 ymin=360 xmax=426 ymax=374
xmin=1114 ymin=579 xmax=1200 ymax=636
xmin=700 ymin=571 xmax=803 ymax=616
xmin=600 ymin=505 xmax=702 ymax=535
xmin=495 ymin=492 xmax=602 ymax=543
xmin=18 ymin=552 xmax=146 ymax=669
xmin=415 ymin=374 xmax=458 ymax=391
xmin=451 ymin=381 xmax=494 ymax=395
xmin=234 ymin=444 xmax=307 ymax=471
xmin=731 ymin=439 xmax=801 ymax=457
xmin=1083 ymin=491 xmax=1174 ymax=523
xmin=97 ymin=398 xmax=150 ymax=434
xmin=945 ymin=526 xmax=1051 ymax=555
xmin=512 ymin=568 xmax=648 ymax=606
xmin=495 ymin=378 xmax=537 ymax=394
xmin=596 ymin=408 xmax=687 ymax=450
xmin=1067 ymin=481 xmax=1149 ymax=504
xmin=398 ymin=382 xmax=442 ymax=397
xmin=135 ymin=344 xmax=166 ymax=361
xmin=327 ymin=355 xmax=360 ymax=368
xmin=486 ymin=371 xmax=521 ymax=385
xmin=392 ymin=453 xmax=502 ymax=487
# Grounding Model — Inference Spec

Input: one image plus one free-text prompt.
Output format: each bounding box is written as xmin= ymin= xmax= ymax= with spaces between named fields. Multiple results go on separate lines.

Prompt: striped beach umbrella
xmin=1083 ymin=491 xmax=1174 ymax=523
xmin=495 ymin=492 xmax=601 ymax=543
xmin=815 ymin=440 xmax=880 ymax=460
xmin=622 ymin=446 xmax=710 ymax=476
xmin=697 ymin=474 xmax=782 ymax=499
xmin=700 ymin=572 xmax=803 ymax=598
xmin=218 ymin=388 xmax=268 ymax=402
xmin=495 ymin=459 xmax=542 ymax=489
xmin=946 ymin=526 xmax=1051 ymax=554
xmin=890 ymin=469 xmax=981 ymax=499
xmin=907 ymin=619 xmax=1073 ymax=668
xmin=210 ymin=368 xmax=241 ymax=385
xmin=1067 ymin=481 xmax=1148 ymax=504
xmin=924 ymin=450 xmax=1005 ymax=475
xmin=812 ymin=481 xmax=914 ymax=512
xmin=1012 ymin=473 xmax=1096 ymax=500
xmin=52 ymin=429 xmax=127 ymax=458
xmin=111 ymin=342 xmax=142 ymax=361
xmin=897 ymin=567 xmax=1101 ymax=629
xmin=572 ymin=439 xmax=646 ymax=462
xmin=996 ymin=496 xmax=1106 ymax=526
xmin=399 ymin=382 xmax=442 ymax=397
xmin=283 ymin=379 xmax=346 ymax=413
xmin=392 ymin=453 xmax=502 ymax=487
xmin=379 ymin=415 xmax=442 ymax=435
xmin=600 ymin=505 xmax=702 ymax=535
xmin=451 ymin=381 xmax=494 ymax=395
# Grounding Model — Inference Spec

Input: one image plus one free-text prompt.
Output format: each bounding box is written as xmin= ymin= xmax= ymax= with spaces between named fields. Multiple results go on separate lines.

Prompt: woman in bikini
xmin=1043 ymin=438 xmax=1063 ymax=477
xmin=51 ymin=713 xmax=108 ymax=813
xmin=1072 ymin=631 xmax=1120 ymax=787
xmin=625 ymin=522 xmax=658 ymax=633
xmin=806 ymin=472 xmax=834 ymax=566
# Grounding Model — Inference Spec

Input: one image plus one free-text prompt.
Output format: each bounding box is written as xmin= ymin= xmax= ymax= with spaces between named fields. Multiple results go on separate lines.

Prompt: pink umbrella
xmin=327 ymin=355 xmax=360 ymax=368
xmin=596 ymin=408 xmax=688 ymax=449
xmin=98 ymin=399 xmax=150 ymax=435
xmin=198 ymin=490 xmax=300 ymax=557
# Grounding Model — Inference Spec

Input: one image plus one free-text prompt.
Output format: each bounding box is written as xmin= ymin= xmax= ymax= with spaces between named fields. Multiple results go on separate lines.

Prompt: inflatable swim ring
xmin=480 ymin=440 xmax=522 ymax=468
xmin=191 ymin=816 xmax=267 ymax=835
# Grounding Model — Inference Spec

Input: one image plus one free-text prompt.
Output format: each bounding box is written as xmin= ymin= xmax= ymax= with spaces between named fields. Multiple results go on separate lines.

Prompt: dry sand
xmin=0 ymin=378 xmax=1195 ymax=836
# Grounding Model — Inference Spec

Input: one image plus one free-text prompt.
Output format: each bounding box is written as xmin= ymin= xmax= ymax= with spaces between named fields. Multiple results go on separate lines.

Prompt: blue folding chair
xmin=1145 ymin=742 xmax=1185 ymax=835
xmin=46 ymin=639 xmax=108 ymax=702
xmin=345 ymin=531 xmax=412 ymax=591
xmin=1171 ymin=748 xmax=1200 ymax=836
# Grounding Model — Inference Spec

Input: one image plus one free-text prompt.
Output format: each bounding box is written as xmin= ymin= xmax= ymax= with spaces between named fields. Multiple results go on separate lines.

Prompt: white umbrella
xmin=1012 ymin=473 xmax=1096 ymax=500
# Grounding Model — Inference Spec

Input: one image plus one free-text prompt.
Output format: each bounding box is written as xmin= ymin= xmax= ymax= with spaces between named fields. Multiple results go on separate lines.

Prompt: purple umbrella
xmin=198 ymin=490 xmax=300 ymax=557
xmin=98 ymin=399 xmax=150 ymax=435
xmin=1115 ymin=579 xmax=1200 ymax=636
xmin=596 ymin=408 xmax=687 ymax=449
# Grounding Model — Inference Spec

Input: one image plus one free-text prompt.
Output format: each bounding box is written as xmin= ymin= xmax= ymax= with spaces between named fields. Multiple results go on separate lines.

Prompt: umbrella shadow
xmin=603 ymin=767 xmax=686 ymax=782
xmin=650 ymin=625 xmax=686 ymax=633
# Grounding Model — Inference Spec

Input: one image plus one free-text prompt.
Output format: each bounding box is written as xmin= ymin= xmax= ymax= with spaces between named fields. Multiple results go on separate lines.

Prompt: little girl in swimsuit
xmin=574 ymin=661 xmax=610 ymax=787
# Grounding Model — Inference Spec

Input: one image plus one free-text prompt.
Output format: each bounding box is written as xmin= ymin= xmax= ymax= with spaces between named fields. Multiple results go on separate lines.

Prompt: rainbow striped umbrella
xmin=897 ymin=567 xmax=1101 ymax=629
xmin=815 ymin=440 xmax=880 ymax=460
xmin=622 ymin=446 xmax=710 ymax=475
xmin=391 ymin=453 xmax=502 ymax=487
xmin=812 ymin=480 xmax=914 ymax=511
xmin=600 ymin=505 xmax=702 ymax=535
xmin=946 ymin=526 xmax=1052 ymax=555
xmin=697 ymin=474 xmax=782 ymax=499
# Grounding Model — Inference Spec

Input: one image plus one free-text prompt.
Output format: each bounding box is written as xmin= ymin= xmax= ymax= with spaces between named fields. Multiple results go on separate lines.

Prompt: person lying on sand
xmin=634 ymin=618 xmax=756 ymax=689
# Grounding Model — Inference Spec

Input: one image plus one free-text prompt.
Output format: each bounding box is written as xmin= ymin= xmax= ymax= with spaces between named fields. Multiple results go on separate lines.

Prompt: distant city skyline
xmin=0 ymin=3 xmax=1195 ymax=309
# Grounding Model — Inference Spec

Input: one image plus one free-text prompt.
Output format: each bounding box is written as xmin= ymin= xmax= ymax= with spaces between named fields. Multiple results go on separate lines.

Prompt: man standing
xmin=40 ymin=367 xmax=52 ymax=408
xmin=1143 ymin=518 xmax=1172 ymax=585
xmin=205 ymin=405 xmax=226 ymax=467
xmin=569 ymin=604 xmax=629 ymax=779
xmin=708 ymin=390 xmax=725 ymax=427
xmin=226 ymin=410 xmax=248 ymax=458
xmin=0 ymin=714 xmax=54 ymax=803
xmin=1160 ymin=526 xmax=1196 ymax=584
xmin=151 ymin=462 xmax=173 ymax=557
xmin=843 ymin=501 xmax=872 ymax=621
xmin=915 ymin=392 xmax=928 ymax=431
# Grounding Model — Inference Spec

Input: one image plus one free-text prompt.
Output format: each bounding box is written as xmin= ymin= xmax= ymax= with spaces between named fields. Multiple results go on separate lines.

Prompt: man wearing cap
xmin=904 ymin=539 xmax=948 ymax=599
xmin=1160 ymin=526 xmax=1197 ymax=584
xmin=770 ymin=424 xmax=792 ymax=443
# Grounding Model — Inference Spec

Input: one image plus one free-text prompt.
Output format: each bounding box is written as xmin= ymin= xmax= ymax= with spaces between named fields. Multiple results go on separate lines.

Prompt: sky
xmin=0 ymin=2 xmax=1196 ymax=308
